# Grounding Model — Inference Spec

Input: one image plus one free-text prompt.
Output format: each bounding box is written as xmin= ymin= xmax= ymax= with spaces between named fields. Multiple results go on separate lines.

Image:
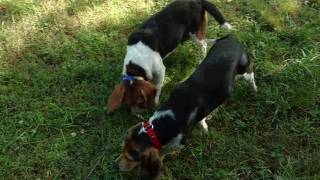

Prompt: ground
xmin=0 ymin=0 xmax=319 ymax=179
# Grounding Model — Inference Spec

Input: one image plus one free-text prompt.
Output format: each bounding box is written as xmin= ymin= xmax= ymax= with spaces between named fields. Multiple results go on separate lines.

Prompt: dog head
xmin=115 ymin=123 xmax=162 ymax=179
xmin=108 ymin=79 xmax=157 ymax=113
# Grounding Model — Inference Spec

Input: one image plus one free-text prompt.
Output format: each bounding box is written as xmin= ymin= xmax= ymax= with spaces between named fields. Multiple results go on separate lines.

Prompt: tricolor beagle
xmin=116 ymin=35 xmax=257 ymax=179
xmin=108 ymin=0 xmax=232 ymax=113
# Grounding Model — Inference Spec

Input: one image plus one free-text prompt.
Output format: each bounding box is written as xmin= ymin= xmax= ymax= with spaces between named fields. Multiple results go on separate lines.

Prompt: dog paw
xmin=221 ymin=22 xmax=233 ymax=30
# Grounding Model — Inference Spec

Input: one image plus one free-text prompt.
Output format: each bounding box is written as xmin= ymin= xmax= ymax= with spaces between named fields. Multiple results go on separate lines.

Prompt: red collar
xmin=142 ymin=121 xmax=162 ymax=149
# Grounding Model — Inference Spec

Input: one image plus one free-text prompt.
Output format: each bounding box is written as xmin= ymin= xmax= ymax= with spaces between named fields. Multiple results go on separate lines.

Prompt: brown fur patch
xmin=124 ymin=80 xmax=157 ymax=110
xmin=107 ymin=84 xmax=126 ymax=113
xmin=116 ymin=124 xmax=143 ymax=171
xmin=196 ymin=11 xmax=208 ymax=40
xmin=140 ymin=147 xmax=162 ymax=179
xmin=117 ymin=123 xmax=162 ymax=179
xmin=108 ymin=80 xmax=157 ymax=113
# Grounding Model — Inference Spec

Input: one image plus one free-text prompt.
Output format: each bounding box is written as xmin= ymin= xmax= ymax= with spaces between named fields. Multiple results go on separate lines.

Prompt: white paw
xmin=221 ymin=22 xmax=233 ymax=30
xmin=199 ymin=119 xmax=208 ymax=133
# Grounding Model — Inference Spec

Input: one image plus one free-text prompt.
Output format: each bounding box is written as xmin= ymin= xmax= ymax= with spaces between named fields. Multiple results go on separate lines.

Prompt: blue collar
xmin=122 ymin=75 xmax=135 ymax=82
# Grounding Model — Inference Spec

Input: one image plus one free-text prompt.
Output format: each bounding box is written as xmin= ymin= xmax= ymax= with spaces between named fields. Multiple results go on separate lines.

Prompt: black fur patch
xmin=145 ymin=35 xmax=252 ymax=146
xmin=128 ymin=0 xmax=227 ymax=58
xmin=125 ymin=61 xmax=148 ymax=80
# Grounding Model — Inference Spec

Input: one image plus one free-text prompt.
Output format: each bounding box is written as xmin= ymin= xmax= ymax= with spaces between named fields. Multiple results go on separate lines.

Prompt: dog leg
xmin=199 ymin=40 xmax=207 ymax=57
xmin=238 ymin=53 xmax=257 ymax=92
xmin=189 ymin=12 xmax=209 ymax=58
xmin=189 ymin=33 xmax=207 ymax=57
xmin=243 ymin=72 xmax=258 ymax=92
xmin=221 ymin=22 xmax=233 ymax=30
xmin=199 ymin=118 xmax=208 ymax=132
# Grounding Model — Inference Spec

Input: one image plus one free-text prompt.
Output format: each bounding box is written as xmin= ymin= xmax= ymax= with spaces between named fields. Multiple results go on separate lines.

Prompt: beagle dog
xmin=115 ymin=35 xmax=257 ymax=179
xmin=108 ymin=0 xmax=232 ymax=113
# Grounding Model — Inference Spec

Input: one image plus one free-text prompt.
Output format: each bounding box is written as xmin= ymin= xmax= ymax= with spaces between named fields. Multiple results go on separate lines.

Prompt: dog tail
xmin=201 ymin=0 xmax=232 ymax=29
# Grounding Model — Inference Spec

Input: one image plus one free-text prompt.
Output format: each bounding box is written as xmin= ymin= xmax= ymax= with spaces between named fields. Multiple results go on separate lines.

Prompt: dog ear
xmin=139 ymin=81 xmax=157 ymax=108
xmin=140 ymin=146 xmax=162 ymax=179
xmin=107 ymin=84 xmax=126 ymax=113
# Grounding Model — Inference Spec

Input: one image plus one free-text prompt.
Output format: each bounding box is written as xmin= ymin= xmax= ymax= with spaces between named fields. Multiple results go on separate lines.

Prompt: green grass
xmin=0 ymin=0 xmax=319 ymax=179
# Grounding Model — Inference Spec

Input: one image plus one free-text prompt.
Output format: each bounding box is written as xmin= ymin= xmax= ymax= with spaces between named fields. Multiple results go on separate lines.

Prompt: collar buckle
xmin=142 ymin=122 xmax=154 ymax=133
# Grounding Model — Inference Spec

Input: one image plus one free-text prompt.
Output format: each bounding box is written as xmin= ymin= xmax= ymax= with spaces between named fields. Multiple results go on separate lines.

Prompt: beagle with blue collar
xmin=115 ymin=35 xmax=257 ymax=179
xmin=107 ymin=0 xmax=232 ymax=113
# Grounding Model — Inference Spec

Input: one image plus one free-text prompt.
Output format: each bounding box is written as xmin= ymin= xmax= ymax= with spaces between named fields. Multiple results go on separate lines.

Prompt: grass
xmin=0 ymin=0 xmax=319 ymax=179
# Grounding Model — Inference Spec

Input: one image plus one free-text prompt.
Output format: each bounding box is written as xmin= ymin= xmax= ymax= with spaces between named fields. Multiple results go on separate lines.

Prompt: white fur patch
xmin=243 ymin=72 xmax=258 ymax=92
xmin=189 ymin=33 xmax=207 ymax=57
xmin=221 ymin=22 xmax=233 ymax=30
xmin=122 ymin=41 xmax=163 ymax=80
xmin=149 ymin=110 xmax=175 ymax=124
xmin=123 ymin=41 xmax=166 ymax=103
xmin=199 ymin=118 xmax=208 ymax=132
xmin=138 ymin=109 xmax=175 ymax=135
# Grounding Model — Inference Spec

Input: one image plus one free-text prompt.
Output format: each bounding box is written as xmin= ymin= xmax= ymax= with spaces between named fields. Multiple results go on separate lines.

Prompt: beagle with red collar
xmin=108 ymin=0 xmax=232 ymax=113
xmin=115 ymin=35 xmax=257 ymax=179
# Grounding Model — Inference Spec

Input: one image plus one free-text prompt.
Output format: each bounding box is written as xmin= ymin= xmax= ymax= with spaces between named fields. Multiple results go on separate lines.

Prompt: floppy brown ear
xmin=140 ymin=146 xmax=162 ymax=180
xmin=139 ymin=81 xmax=157 ymax=108
xmin=107 ymin=84 xmax=126 ymax=113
